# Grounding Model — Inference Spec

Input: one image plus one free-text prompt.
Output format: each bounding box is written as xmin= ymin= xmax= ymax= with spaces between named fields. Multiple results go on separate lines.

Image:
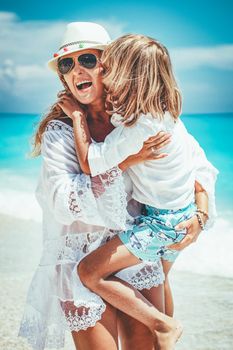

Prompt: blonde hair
xmin=102 ymin=34 xmax=182 ymax=125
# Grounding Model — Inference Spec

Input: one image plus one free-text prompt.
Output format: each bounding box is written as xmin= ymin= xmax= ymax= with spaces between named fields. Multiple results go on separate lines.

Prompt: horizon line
xmin=1 ymin=111 xmax=233 ymax=117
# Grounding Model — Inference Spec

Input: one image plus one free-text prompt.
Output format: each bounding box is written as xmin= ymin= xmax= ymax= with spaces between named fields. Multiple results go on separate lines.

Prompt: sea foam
xmin=0 ymin=170 xmax=41 ymax=222
xmin=174 ymin=216 xmax=233 ymax=278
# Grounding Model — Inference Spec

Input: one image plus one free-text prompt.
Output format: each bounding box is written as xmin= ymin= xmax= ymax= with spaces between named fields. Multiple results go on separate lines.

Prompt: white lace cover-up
xmin=18 ymin=120 xmax=164 ymax=350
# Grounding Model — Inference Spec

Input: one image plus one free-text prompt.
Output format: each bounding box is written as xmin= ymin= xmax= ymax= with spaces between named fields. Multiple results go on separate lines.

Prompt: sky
xmin=0 ymin=0 xmax=232 ymax=114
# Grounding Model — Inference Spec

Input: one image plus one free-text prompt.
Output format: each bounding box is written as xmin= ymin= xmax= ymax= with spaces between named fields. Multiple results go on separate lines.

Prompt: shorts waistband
xmin=145 ymin=202 xmax=196 ymax=215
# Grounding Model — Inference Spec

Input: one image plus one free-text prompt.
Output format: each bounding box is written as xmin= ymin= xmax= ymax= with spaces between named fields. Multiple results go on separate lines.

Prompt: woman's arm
xmin=167 ymin=181 xmax=209 ymax=251
xmin=41 ymin=123 xmax=127 ymax=229
xmin=194 ymin=181 xmax=208 ymax=214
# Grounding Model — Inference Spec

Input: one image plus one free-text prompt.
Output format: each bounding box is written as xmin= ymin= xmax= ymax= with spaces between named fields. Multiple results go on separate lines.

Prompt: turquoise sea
xmin=0 ymin=113 xmax=233 ymax=278
xmin=0 ymin=113 xmax=233 ymax=350
xmin=1 ymin=112 xmax=232 ymax=209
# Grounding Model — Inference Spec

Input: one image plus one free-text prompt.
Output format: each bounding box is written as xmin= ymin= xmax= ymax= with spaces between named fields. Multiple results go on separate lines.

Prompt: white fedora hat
xmin=48 ymin=22 xmax=111 ymax=72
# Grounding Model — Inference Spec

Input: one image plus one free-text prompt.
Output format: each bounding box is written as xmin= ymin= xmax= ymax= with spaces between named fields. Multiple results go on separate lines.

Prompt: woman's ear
xmin=65 ymin=89 xmax=72 ymax=97
xmin=99 ymin=65 xmax=105 ymax=75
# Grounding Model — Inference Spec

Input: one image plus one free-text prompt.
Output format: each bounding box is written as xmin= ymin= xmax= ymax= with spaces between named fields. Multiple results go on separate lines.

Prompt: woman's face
xmin=61 ymin=49 xmax=104 ymax=105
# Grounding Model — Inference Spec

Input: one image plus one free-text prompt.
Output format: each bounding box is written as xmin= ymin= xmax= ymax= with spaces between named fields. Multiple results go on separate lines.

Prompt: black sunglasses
xmin=57 ymin=53 xmax=99 ymax=75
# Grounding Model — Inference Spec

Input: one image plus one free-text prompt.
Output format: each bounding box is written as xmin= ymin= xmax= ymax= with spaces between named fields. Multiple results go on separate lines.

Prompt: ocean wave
xmin=0 ymin=170 xmax=41 ymax=222
xmin=0 ymin=188 xmax=42 ymax=222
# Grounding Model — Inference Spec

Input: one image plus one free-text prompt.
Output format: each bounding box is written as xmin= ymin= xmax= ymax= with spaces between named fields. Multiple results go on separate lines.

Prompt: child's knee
xmin=78 ymin=258 xmax=101 ymax=290
xmin=78 ymin=259 xmax=92 ymax=287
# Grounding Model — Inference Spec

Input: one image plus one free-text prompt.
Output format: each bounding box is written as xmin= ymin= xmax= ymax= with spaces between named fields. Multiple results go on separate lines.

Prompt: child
xmin=58 ymin=34 xmax=218 ymax=349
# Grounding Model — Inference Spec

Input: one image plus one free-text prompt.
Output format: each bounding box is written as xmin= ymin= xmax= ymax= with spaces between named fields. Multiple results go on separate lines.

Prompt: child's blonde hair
xmin=102 ymin=34 xmax=182 ymax=125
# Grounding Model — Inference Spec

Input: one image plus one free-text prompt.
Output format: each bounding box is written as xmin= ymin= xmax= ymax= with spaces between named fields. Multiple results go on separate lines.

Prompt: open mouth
xmin=76 ymin=81 xmax=92 ymax=91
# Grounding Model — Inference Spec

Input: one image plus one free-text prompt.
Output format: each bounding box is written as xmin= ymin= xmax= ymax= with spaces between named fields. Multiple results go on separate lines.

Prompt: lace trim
xmin=45 ymin=120 xmax=73 ymax=134
xmin=96 ymin=166 xmax=128 ymax=230
xmin=99 ymin=166 xmax=122 ymax=185
xmin=56 ymin=231 xmax=117 ymax=262
xmin=68 ymin=190 xmax=82 ymax=216
xmin=62 ymin=300 xmax=106 ymax=332
xmin=19 ymin=302 xmax=106 ymax=349
xmin=68 ymin=175 xmax=92 ymax=216
xmin=42 ymin=232 xmax=164 ymax=288
xmin=116 ymin=261 xmax=164 ymax=290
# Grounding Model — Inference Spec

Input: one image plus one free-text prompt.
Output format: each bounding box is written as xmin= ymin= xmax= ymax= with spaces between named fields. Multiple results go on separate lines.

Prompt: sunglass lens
xmin=78 ymin=54 xmax=97 ymax=69
xmin=58 ymin=57 xmax=74 ymax=74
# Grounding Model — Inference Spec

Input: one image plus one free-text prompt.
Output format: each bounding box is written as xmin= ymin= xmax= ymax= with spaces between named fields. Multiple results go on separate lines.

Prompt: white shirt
xmin=19 ymin=119 xmax=166 ymax=349
xmin=88 ymin=113 xmax=218 ymax=216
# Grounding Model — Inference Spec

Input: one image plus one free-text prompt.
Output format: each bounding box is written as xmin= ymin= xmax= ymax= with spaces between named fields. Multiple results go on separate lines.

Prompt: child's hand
xmin=57 ymin=92 xmax=86 ymax=119
xmin=167 ymin=215 xmax=202 ymax=251
xmin=137 ymin=131 xmax=171 ymax=162
xmin=119 ymin=131 xmax=171 ymax=171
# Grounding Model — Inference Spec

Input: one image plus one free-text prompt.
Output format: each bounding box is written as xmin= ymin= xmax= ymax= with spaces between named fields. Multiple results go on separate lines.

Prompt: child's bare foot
xmin=152 ymin=319 xmax=183 ymax=350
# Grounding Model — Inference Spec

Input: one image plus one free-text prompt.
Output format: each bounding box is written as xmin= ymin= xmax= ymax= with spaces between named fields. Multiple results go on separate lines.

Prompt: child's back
xmin=89 ymin=111 xmax=196 ymax=210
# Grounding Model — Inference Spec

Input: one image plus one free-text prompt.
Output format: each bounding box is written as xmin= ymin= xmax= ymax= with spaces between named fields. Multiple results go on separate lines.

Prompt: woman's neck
xmin=86 ymin=99 xmax=109 ymax=124
xmin=86 ymin=100 xmax=115 ymax=142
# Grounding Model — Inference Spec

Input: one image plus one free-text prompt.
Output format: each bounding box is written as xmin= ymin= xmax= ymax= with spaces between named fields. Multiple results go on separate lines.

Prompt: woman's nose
xmin=72 ymin=61 xmax=86 ymax=74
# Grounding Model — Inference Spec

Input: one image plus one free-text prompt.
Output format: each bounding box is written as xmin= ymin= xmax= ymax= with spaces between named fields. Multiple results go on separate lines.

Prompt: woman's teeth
xmin=76 ymin=81 xmax=92 ymax=90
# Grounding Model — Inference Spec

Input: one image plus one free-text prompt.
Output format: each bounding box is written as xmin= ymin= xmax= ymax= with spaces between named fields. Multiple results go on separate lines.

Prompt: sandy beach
xmin=0 ymin=213 xmax=232 ymax=350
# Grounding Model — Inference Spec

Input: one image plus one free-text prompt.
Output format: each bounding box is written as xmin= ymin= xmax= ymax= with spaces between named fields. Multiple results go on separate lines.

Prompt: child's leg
xmin=78 ymin=236 xmax=182 ymax=350
xmin=118 ymin=284 xmax=165 ymax=350
xmin=162 ymin=260 xmax=175 ymax=317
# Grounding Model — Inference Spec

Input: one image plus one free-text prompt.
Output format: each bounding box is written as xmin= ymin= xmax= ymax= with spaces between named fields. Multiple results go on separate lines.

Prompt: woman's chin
xmin=75 ymin=92 xmax=103 ymax=106
xmin=73 ymin=89 xmax=96 ymax=105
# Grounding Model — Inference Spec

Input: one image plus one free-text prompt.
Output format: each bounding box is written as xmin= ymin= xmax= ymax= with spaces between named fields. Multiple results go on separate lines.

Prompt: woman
xmin=19 ymin=22 xmax=172 ymax=350
xmin=19 ymin=22 xmax=214 ymax=350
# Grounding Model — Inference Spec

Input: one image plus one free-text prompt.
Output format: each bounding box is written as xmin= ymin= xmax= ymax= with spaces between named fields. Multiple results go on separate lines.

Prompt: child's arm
xmin=58 ymin=94 xmax=170 ymax=175
xmin=58 ymin=97 xmax=139 ymax=174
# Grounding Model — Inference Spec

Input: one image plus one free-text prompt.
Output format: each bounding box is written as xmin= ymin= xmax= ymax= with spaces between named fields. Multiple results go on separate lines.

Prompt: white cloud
xmin=96 ymin=18 xmax=127 ymax=39
xmin=0 ymin=11 xmax=18 ymax=22
xmin=0 ymin=12 xmax=126 ymax=112
xmin=171 ymin=45 xmax=233 ymax=71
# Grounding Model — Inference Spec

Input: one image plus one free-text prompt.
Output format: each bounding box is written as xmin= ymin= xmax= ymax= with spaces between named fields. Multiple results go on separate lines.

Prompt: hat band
xmin=59 ymin=40 xmax=103 ymax=50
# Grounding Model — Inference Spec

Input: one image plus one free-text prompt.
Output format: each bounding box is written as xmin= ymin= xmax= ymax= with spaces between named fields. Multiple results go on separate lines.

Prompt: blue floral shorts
xmin=119 ymin=202 xmax=197 ymax=263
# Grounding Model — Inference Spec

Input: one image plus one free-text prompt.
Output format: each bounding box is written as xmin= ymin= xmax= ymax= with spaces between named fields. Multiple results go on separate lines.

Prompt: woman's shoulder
xmin=45 ymin=118 xmax=73 ymax=134
xmin=42 ymin=119 xmax=74 ymax=148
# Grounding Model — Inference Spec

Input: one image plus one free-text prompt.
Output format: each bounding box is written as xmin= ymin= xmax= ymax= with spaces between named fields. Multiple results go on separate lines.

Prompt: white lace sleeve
xmin=91 ymin=167 xmax=127 ymax=229
xmin=40 ymin=121 xmax=127 ymax=229
xmin=187 ymin=133 xmax=219 ymax=229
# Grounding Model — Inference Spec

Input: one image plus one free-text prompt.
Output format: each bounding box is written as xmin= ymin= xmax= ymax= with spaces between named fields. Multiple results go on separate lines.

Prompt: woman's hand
xmin=167 ymin=214 xmax=204 ymax=251
xmin=119 ymin=131 xmax=171 ymax=171
xmin=57 ymin=92 xmax=86 ymax=119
